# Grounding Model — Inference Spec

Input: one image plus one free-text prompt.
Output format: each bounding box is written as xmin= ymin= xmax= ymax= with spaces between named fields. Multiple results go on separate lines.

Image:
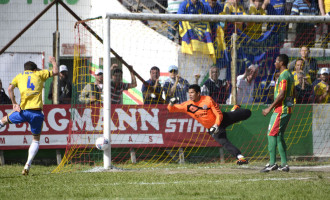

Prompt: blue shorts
xmin=8 ymin=110 xmax=44 ymax=135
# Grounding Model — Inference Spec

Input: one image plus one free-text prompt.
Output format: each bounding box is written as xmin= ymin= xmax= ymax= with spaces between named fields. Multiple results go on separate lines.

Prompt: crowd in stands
xmin=0 ymin=59 xmax=328 ymax=106
xmin=162 ymin=0 xmax=329 ymax=48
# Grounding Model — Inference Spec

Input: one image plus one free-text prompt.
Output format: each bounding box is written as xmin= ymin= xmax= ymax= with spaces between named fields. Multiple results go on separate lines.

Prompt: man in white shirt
xmin=228 ymin=65 xmax=258 ymax=104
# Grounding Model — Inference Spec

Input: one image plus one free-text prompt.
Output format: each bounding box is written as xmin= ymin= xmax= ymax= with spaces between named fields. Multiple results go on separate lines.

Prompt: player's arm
xmin=262 ymin=0 xmax=270 ymax=10
xmin=125 ymin=65 xmax=137 ymax=89
xmin=8 ymin=84 xmax=20 ymax=112
xmin=167 ymin=100 xmax=186 ymax=113
xmin=169 ymin=76 xmax=180 ymax=96
xmin=49 ymin=56 xmax=59 ymax=76
xmin=262 ymin=80 xmax=287 ymax=116
xmin=319 ymin=0 xmax=326 ymax=16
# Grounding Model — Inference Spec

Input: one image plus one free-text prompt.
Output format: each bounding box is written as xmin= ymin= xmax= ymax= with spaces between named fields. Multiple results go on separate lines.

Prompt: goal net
xmin=53 ymin=13 xmax=330 ymax=172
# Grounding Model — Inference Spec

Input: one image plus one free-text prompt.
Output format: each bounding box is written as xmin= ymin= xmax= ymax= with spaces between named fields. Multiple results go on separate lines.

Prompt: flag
xmin=179 ymin=21 xmax=215 ymax=56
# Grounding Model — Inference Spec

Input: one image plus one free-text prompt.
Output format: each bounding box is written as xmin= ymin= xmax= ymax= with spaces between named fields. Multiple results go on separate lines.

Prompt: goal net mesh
xmin=53 ymin=14 xmax=330 ymax=172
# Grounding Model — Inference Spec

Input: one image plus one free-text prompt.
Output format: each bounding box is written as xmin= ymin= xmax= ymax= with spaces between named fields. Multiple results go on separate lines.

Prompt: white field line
xmin=290 ymin=165 xmax=330 ymax=169
xmin=80 ymin=177 xmax=330 ymax=187
xmin=0 ymin=175 xmax=329 ymax=189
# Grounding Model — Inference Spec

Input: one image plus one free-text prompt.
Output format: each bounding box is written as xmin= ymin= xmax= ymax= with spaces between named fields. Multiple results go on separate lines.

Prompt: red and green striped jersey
xmin=274 ymin=69 xmax=294 ymax=114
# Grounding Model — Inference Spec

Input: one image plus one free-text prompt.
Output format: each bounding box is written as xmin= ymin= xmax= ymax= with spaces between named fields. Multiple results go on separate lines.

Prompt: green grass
xmin=1 ymin=162 xmax=329 ymax=200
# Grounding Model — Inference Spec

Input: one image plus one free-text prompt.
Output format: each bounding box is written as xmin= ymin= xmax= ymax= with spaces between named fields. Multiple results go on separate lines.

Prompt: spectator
xmin=229 ymin=64 xmax=258 ymax=104
xmin=203 ymin=0 xmax=225 ymax=42
xmin=261 ymin=0 xmax=285 ymax=15
xmin=0 ymin=79 xmax=11 ymax=104
xmin=163 ymin=65 xmax=190 ymax=103
xmin=201 ymin=66 xmax=230 ymax=104
xmin=48 ymin=65 xmax=72 ymax=104
xmin=288 ymin=46 xmax=318 ymax=82
xmin=141 ymin=66 xmax=165 ymax=104
xmin=111 ymin=67 xmax=137 ymax=104
xmin=177 ymin=0 xmax=207 ymax=14
xmin=295 ymin=71 xmax=313 ymax=104
xmin=167 ymin=0 xmax=185 ymax=41
xmin=266 ymin=72 xmax=280 ymax=104
xmin=204 ymin=0 xmax=224 ymax=14
xmin=79 ymin=69 xmax=103 ymax=104
xmin=290 ymin=0 xmax=318 ymax=48
xmin=223 ymin=0 xmax=246 ymax=31
xmin=314 ymin=67 xmax=330 ymax=103
xmin=246 ymin=0 xmax=266 ymax=39
xmin=312 ymin=67 xmax=322 ymax=88
xmin=318 ymin=0 xmax=330 ymax=48
xmin=291 ymin=59 xmax=312 ymax=86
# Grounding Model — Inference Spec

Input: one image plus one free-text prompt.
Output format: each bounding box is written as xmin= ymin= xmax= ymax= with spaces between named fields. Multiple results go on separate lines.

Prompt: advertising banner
xmin=0 ymin=104 xmax=219 ymax=150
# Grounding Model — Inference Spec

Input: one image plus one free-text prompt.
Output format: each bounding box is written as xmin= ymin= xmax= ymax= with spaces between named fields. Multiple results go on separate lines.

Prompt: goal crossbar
xmin=105 ymin=13 xmax=330 ymax=23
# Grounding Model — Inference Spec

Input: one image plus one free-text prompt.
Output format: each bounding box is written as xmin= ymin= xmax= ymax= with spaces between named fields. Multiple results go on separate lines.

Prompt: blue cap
xmin=168 ymin=65 xmax=178 ymax=72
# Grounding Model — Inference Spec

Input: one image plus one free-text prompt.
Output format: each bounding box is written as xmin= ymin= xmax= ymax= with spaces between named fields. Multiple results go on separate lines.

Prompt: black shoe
xmin=278 ymin=165 xmax=290 ymax=172
xmin=260 ymin=163 xmax=278 ymax=173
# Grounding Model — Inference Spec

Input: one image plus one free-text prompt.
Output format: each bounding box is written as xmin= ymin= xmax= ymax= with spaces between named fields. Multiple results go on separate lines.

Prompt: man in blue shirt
xmin=203 ymin=0 xmax=223 ymax=14
xmin=163 ymin=65 xmax=190 ymax=103
xmin=291 ymin=0 xmax=318 ymax=47
xmin=141 ymin=66 xmax=165 ymax=104
xmin=177 ymin=0 xmax=207 ymax=14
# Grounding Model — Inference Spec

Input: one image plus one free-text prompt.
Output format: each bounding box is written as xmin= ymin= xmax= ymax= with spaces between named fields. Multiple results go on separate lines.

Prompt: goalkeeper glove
xmin=169 ymin=97 xmax=180 ymax=105
xmin=209 ymin=124 xmax=219 ymax=136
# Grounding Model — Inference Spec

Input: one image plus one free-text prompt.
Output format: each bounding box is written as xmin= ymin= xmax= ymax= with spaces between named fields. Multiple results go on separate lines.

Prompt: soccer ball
xmin=95 ymin=137 xmax=109 ymax=150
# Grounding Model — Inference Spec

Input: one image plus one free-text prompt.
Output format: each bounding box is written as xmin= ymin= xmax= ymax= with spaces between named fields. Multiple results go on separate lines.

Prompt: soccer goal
xmin=53 ymin=13 xmax=330 ymax=172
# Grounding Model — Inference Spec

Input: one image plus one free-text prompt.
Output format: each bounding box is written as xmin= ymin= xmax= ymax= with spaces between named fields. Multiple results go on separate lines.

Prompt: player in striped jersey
xmin=168 ymin=84 xmax=252 ymax=165
xmin=0 ymin=56 xmax=58 ymax=175
xmin=261 ymin=54 xmax=294 ymax=173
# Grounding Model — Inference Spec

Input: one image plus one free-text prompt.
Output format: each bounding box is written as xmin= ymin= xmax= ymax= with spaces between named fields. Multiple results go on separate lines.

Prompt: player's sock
xmin=267 ymin=135 xmax=277 ymax=165
xmin=25 ymin=140 xmax=40 ymax=167
xmin=277 ymin=134 xmax=288 ymax=166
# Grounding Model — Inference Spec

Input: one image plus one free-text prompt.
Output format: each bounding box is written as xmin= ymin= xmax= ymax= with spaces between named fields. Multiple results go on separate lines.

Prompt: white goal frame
xmin=102 ymin=13 xmax=330 ymax=169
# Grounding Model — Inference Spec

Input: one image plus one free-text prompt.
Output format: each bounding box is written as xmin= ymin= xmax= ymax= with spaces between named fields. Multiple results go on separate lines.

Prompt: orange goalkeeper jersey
xmin=167 ymin=96 xmax=223 ymax=129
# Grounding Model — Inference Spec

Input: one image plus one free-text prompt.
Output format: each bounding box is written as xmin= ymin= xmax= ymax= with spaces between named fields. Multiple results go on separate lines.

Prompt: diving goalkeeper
xmin=167 ymin=84 xmax=251 ymax=165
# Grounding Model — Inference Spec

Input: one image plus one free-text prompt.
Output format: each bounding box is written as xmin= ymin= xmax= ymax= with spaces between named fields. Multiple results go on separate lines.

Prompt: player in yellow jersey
xmin=0 ymin=56 xmax=58 ymax=175
xmin=168 ymin=84 xmax=252 ymax=165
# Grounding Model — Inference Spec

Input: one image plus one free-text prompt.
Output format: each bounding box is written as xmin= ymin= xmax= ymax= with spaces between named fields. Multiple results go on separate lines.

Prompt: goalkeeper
xmin=167 ymin=84 xmax=251 ymax=165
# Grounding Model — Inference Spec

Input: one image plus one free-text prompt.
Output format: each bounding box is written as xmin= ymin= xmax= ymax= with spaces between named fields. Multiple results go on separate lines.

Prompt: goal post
xmin=54 ymin=13 xmax=330 ymax=172
xmin=103 ymin=17 xmax=111 ymax=169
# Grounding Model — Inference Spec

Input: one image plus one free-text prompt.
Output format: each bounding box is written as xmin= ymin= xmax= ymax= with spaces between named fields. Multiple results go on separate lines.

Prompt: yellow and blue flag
xmin=179 ymin=21 xmax=215 ymax=56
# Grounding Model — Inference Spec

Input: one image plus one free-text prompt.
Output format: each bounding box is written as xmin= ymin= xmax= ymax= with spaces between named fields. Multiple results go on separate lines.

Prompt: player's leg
xmin=22 ymin=110 xmax=44 ymax=175
xmin=220 ymin=107 xmax=252 ymax=128
xmin=0 ymin=111 xmax=15 ymax=128
xmin=261 ymin=113 xmax=280 ymax=172
xmin=212 ymin=128 xmax=248 ymax=165
xmin=277 ymin=113 xmax=291 ymax=172
xmin=267 ymin=135 xmax=277 ymax=166
xmin=23 ymin=134 xmax=40 ymax=175
xmin=0 ymin=116 xmax=8 ymax=128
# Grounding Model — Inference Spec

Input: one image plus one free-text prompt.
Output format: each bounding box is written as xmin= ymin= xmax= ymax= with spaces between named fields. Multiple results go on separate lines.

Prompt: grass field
xmin=1 ymin=162 xmax=330 ymax=200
